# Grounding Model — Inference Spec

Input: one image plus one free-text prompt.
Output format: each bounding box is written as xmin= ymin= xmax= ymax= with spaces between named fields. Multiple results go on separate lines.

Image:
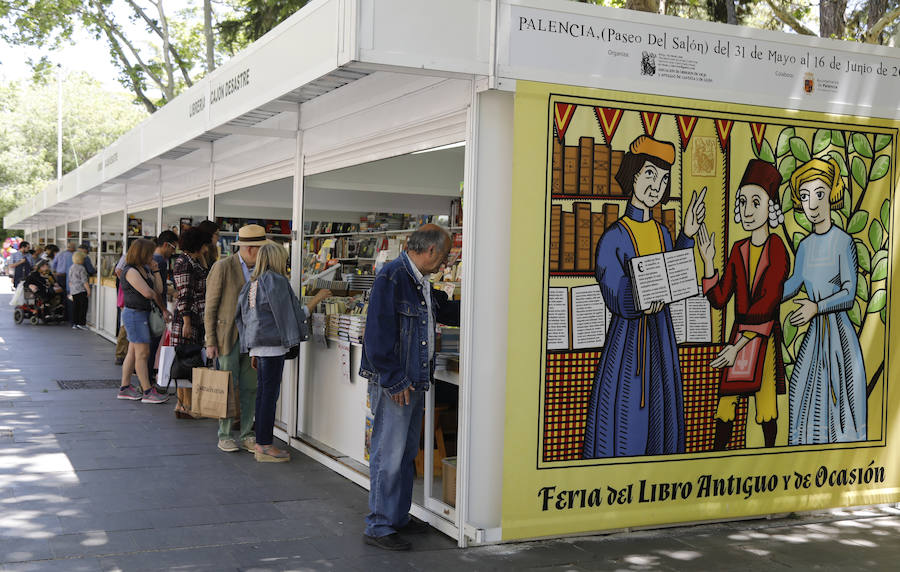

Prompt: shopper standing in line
xmin=114 ymin=252 xmax=130 ymax=365
xmin=170 ymin=227 xmax=211 ymax=418
xmin=8 ymin=241 xmax=32 ymax=287
xmin=205 ymin=224 xmax=265 ymax=453
xmin=117 ymin=238 xmax=171 ymax=404
xmin=359 ymin=224 xmax=460 ymax=551
xmin=67 ymin=251 xmax=91 ymax=330
xmin=148 ymin=231 xmax=179 ymax=381
xmin=235 ymin=243 xmax=330 ymax=462
xmin=77 ymin=243 xmax=97 ymax=277
xmin=197 ymin=220 xmax=220 ymax=268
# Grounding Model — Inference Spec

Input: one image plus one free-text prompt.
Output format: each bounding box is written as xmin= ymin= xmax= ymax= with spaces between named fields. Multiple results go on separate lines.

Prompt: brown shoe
xmin=255 ymin=444 xmax=290 ymax=463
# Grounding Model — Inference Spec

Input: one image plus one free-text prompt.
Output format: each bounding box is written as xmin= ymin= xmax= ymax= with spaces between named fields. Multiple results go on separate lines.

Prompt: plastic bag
xmin=9 ymin=283 xmax=24 ymax=306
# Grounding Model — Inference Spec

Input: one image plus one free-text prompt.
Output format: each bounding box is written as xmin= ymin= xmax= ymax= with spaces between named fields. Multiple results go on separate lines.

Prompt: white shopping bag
xmin=158 ymin=346 xmax=206 ymax=389
xmin=9 ymin=283 xmax=24 ymax=306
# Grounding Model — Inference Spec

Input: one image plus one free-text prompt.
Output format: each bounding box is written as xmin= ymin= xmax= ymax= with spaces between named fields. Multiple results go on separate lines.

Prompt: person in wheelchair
xmin=24 ymin=260 xmax=65 ymax=320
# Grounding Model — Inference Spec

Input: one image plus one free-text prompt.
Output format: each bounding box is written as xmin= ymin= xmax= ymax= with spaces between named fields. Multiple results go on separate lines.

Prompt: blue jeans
xmin=254 ymin=355 xmax=285 ymax=446
xmin=365 ymin=381 xmax=424 ymax=537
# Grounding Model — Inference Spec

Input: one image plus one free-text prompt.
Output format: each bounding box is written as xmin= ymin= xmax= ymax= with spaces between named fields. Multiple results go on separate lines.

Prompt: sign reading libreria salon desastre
xmin=502 ymin=79 xmax=899 ymax=541
xmin=505 ymin=5 xmax=900 ymax=117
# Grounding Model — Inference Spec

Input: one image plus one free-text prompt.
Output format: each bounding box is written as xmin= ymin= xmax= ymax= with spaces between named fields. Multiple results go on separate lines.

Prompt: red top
xmin=702 ymin=234 xmax=790 ymax=395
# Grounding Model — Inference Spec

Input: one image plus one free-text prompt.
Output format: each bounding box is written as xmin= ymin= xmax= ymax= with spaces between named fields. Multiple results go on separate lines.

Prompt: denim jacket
xmin=359 ymin=253 xmax=460 ymax=395
xmin=235 ymin=270 xmax=309 ymax=353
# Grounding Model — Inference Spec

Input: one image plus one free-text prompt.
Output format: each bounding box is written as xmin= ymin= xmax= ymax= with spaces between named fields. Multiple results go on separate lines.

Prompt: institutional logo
xmin=641 ymin=52 xmax=657 ymax=76
xmin=803 ymin=72 xmax=815 ymax=94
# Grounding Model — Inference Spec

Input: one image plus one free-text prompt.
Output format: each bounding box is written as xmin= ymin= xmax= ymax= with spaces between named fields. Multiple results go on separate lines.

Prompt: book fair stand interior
xmin=6 ymin=0 xmax=900 ymax=547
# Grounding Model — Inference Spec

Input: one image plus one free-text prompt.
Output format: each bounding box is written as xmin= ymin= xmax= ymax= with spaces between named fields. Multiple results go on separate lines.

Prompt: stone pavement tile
xmin=271 ymin=499 xmax=360 ymax=537
xmin=0 ymin=513 xmax=63 ymax=539
xmin=0 ymin=556 xmax=103 ymax=572
xmin=341 ymin=552 xmax=419 ymax=572
xmin=142 ymin=506 xmax=226 ymax=529
xmin=98 ymin=546 xmax=242 ymax=572
xmin=0 ymin=540 xmax=53 ymax=564
xmin=57 ymin=511 xmax=155 ymax=535
xmin=129 ymin=522 xmax=256 ymax=551
xmin=401 ymin=548 xmax=501 ymax=572
xmin=218 ymin=502 xmax=287 ymax=525
xmin=245 ymin=517 xmax=329 ymax=542
xmin=47 ymin=531 xmax=138 ymax=559
xmin=226 ymin=538 xmax=325 ymax=570
xmin=452 ymin=541 xmax=595 ymax=571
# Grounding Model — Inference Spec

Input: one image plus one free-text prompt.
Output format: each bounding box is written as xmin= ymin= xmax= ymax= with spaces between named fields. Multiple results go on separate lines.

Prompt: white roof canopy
xmin=8 ymin=0 xmax=900 ymax=230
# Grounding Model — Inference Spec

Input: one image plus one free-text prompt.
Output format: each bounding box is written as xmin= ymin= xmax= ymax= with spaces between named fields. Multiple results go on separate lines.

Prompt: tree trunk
xmin=819 ymin=0 xmax=848 ymax=39
xmin=204 ymin=0 xmax=215 ymax=72
xmin=867 ymin=0 xmax=888 ymax=42
xmin=154 ymin=0 xmax=176 ymax=100
xmin=725 ymin=0 xmax=737 ymax=24
xmin=625 ymin=0 xmax=660 ymax=13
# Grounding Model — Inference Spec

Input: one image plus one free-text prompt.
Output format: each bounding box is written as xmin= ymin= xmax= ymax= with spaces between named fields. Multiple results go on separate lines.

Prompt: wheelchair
xmin=13 ymin=290 xmax=66 ymax=325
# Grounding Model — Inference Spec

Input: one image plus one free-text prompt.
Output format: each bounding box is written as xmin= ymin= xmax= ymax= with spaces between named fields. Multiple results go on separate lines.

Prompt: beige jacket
xmin=204 ymin=253 xmax=248 ymax=355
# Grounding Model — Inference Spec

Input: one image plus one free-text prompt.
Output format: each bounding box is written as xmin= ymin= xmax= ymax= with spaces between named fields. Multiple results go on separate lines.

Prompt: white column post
xmin=157 ymin=166 xmax=164 ymax=235
xmin=96 ymin=210 xmax=103 ymax=333
xmin=122 ymin=186 xmax=129 ymax=252
xmin=208 ymin=143 xmax=215 ymax=222
xmin=289 ymin=104 xmax=304 ymax=438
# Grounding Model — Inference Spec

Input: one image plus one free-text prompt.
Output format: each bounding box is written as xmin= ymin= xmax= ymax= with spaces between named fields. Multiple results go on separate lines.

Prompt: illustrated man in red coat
xmin=696 ymin=160 xmax=790 ymax=450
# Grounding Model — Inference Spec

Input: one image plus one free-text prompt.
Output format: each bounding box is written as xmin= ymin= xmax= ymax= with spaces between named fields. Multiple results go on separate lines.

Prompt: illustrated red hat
xmin=739 ymin=160 xmax=781 ymax=200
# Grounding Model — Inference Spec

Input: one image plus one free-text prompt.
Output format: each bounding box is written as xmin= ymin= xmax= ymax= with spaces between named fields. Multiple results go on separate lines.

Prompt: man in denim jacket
xmin=359 ymin=224 xmax=460 ymax=551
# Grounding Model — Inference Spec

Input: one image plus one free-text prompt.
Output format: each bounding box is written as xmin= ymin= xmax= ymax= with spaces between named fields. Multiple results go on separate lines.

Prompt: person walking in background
xmin=205 ymin=224 xmax=265 ymax=454
xmin=170 ymin=227 xmax=211 ymax=418
xmin=42 ymin=244 xmax=58 ymax=262
xmin=8 ymin=241 xmax=32 ymax=287
xmin=117 ymin=238 xmax=171 ymax=404
xmin=67 ymin=251 xmax=91 ymax=330
xmin=235 ymin=243 xmax=330 ymax=462
xmin=359 ymin=224 xmax=460 ymax=551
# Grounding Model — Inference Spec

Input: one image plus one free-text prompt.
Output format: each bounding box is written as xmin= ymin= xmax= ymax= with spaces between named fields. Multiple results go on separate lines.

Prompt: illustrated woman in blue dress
xmin=583 ymin=135 xmax=707 ymax=458
xmin=783 ymin=158 xmax=867 ymax=445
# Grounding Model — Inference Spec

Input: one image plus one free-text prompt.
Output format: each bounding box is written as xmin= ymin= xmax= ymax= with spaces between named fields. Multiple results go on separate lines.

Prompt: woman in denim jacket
xmin=235 ymin=243 xmax=330 ymax=462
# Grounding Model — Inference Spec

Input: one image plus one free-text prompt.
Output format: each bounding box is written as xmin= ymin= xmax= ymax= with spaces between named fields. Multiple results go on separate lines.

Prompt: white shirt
xmin=405 ymin=252 xmax=434 ymax=360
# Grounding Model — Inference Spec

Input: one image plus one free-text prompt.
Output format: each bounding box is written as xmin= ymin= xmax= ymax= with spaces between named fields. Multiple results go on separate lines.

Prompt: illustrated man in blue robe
xmin=583 ymin=135 xmax=707 ymax=459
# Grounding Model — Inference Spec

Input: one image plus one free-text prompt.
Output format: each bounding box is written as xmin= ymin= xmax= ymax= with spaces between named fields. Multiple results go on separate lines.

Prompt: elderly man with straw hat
xmin=205 ymin=224 xmax=268 ymax=453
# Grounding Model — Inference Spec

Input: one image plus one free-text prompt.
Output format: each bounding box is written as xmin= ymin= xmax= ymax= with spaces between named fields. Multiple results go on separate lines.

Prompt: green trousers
xmin=217 ymin=344 xmax=258 ymax=441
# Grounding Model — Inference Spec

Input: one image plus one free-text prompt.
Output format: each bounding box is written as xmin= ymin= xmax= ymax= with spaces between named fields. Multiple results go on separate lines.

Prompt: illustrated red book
xmin=722 ymin=336 xmax=765 ymax=394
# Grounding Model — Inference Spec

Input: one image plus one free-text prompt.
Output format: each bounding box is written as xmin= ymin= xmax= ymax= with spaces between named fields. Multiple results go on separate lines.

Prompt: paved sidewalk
xmin=1 ymin=277 xmax=899 ymax=571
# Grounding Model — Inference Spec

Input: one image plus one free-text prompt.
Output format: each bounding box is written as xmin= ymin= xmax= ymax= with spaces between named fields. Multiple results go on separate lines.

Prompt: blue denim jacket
xmin=359 ymin=253 xmax=460 ymax=395
xmin=235 ymin=270 xmax=309 ymax=352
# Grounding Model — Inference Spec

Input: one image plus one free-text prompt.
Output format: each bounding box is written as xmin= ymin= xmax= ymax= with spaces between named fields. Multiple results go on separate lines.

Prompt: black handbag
xmin=171 ymin=344 xmax=205 ymax=380
xmin=285 ymin=345 xmax=300 ymax=360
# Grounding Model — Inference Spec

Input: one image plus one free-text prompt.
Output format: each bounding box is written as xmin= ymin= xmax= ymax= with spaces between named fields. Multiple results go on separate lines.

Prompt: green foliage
xmin=828 ymin=150 xmax=848 ymax=176
xmin=790 ymin=137 xmax=811 ymax=162
xmin=870 ymin=155 xmax=890 ymax=181
xmin=812 ymin=129 xmax=831 ymax=153
xmin=852 ymin=133 xmax=874 ymax=158
xmin=758 ymin=139 xmax=776 ymax=163
xmin=218 ymin=0 xmax=311 ymax=54
xmin=0 ymin=73 xmax=145 ymax=233
xmin=776 ymin=127 xmax=795 ymax=156
xmin=846 ymin=211 xmax=868 ymax=234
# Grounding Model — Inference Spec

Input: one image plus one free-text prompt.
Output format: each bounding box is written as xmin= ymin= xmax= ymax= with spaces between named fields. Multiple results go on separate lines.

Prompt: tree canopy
xmin=0 ymin=72 xmax=147 ymax=236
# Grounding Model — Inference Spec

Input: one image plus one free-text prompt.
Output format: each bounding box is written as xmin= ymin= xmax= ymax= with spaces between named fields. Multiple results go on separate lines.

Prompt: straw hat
xmin=233 ymin=224 xmax=270 ymax=246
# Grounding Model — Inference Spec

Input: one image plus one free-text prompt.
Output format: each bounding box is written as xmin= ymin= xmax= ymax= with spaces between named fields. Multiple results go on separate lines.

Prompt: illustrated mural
xmin=539 ymin=93 xmax=893 ymax=463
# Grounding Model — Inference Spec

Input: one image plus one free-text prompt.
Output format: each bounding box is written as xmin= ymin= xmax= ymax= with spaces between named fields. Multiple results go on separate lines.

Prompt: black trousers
xmin=72 ymin=292 xmax=88 ymax=326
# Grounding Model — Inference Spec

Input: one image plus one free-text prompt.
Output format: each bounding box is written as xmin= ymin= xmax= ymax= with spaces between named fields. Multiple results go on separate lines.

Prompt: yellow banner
xmin=503 ymin=80 xmax=900 ymax=541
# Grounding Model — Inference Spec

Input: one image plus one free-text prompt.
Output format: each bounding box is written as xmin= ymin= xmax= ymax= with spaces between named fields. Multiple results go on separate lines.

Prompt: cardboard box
xmin=442 ymin=457 xmax=457 ymax=507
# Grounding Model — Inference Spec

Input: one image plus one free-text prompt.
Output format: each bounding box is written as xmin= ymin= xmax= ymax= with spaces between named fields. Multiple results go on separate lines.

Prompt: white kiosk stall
xmin=8 ymin=0 xmax=900 ymax=547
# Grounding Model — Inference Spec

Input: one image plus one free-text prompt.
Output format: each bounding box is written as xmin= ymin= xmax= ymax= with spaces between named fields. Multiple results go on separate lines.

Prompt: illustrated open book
xmin=628 ymin=249 xmax=700 ymax=311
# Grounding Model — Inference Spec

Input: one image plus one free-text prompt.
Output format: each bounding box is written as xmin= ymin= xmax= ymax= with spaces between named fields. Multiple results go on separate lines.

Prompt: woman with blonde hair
xmin=235 ymin=243 xmax=330 ymax=462
xmin=67 ymin=250 xmax=91 ymax=330
xmin=782 ymin=157 xmax=866 ymax=445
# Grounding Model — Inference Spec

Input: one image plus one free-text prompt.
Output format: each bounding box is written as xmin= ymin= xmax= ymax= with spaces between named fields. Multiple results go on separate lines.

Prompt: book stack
xmin=437 ymin=326 xmax=460 ymax=354
xmin=578 ymin=137 xmax=594 ymax=195
xmin=563 ymin=146 xmax=579 ymax=194
xmin=325 ymin=314 xmax=340 ymax=339
xmin=548 ymin=203 xmax=620 ymax=272
xmin=342 ymin=315 xmax=367 ymax=344
xmin=550 ymin=137 xmax=615 ymax=197
xmin=609 ymin=151 xmax=625 ymax=195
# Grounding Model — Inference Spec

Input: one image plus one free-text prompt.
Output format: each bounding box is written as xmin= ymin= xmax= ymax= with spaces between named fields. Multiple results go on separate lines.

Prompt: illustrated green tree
xmin=0 ymin=73 xmax=147 ymax=237
xmin=753 ymin=125 xmax=892 ymax=395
